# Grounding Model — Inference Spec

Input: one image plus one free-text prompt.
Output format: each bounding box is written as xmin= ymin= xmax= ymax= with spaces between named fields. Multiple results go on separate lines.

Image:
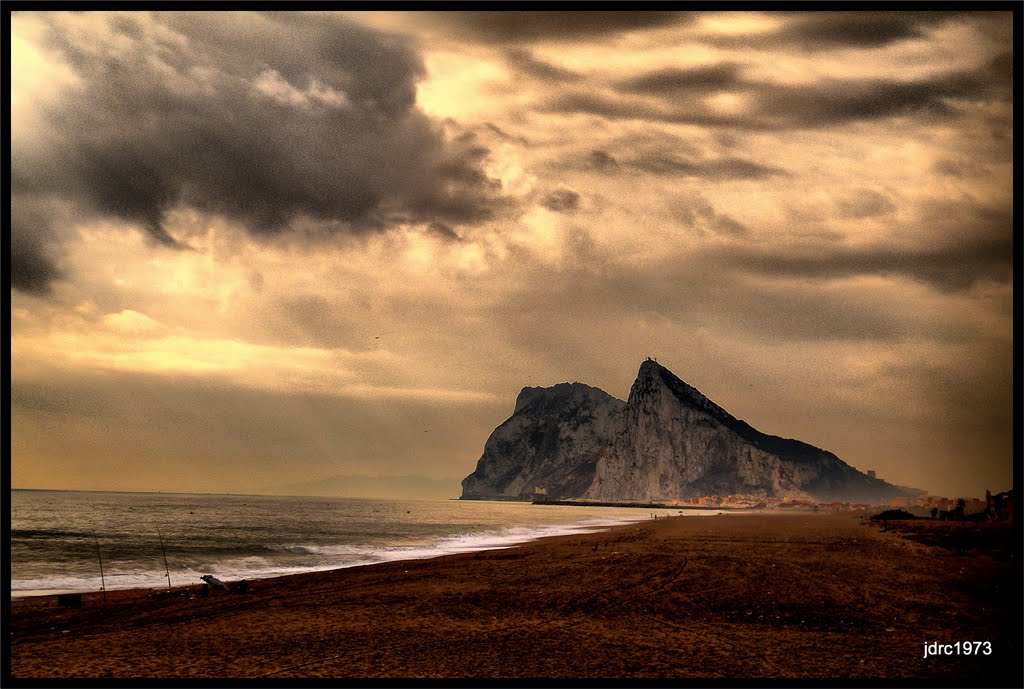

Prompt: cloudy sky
xmin=10 ymin=10 xmax=1015 ymax=499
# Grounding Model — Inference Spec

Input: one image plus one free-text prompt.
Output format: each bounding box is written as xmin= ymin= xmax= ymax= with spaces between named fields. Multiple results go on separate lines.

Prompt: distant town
xmin=534 ymin=488 xmax=1014 ymax=522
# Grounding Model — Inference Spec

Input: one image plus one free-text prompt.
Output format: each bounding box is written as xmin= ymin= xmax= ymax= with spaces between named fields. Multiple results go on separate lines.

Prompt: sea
xmin=10 ymin=490 xmax=704 ymax=598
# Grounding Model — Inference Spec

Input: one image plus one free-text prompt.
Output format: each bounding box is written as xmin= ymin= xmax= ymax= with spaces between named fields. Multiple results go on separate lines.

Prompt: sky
xmin=9 ymin=10 xmax=1016 ymax=500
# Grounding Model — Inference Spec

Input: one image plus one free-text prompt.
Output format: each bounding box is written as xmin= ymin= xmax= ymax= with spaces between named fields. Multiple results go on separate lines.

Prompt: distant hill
xmin=462 ymin=359 xmax=917 ymax=504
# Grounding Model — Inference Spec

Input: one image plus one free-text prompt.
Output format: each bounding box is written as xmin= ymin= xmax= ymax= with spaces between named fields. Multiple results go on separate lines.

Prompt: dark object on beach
xmin=871 ymin=509 xmax=917 ymax=521
xmin=200 ymin=575 xmax=248 ymax=594
xmin=200 ymin=575 xmax=231 ymax=592
xmin=93 ymin=534 xmax=107 ymax=606
xmin=156 ymin=526 xmax=172 ymax=589
xmin=57 ymin=594 xmax=82 ymax=608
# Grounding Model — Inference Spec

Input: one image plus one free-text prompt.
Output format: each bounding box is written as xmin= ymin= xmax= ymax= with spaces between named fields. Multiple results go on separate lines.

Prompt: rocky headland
xmin=462 ymin=360 xmax=913 ymax=504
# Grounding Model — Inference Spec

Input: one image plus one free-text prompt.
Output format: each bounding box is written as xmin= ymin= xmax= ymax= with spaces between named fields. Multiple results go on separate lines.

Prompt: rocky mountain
xmin=460 ymin=382 xmax=625 ymax=501
xmin=461 ymin=359 xmax=913 ymax=504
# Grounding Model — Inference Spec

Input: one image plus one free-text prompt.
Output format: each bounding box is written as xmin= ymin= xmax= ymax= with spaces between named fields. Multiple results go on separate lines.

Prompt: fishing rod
xmin=93 ymin=533 xmax=107 ymax=605
xmin=156 ymin=525 xmax=171 ymax=589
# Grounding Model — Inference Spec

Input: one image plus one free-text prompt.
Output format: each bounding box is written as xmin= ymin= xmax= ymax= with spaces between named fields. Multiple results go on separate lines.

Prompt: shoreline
xmin=11 ymin=510 xmax=725 ymax=601
xmin=9 ymin=516 xmax=652 ymax=602
xmin=532 ymin=498 xmax=737 ymax=509
xmin=9 ymin=512 xmax=1017 ymax=681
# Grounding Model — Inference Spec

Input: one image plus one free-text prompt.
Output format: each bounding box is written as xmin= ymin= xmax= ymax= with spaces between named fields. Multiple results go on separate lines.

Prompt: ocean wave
xmin=11 ymin=516 xmax=650 ymax=597
xmin=10 ymin=495 xmax=695 ymax=598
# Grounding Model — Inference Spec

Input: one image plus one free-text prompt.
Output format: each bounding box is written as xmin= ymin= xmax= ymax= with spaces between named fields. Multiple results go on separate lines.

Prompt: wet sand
xmin=7 ymin=512 xmax=1018 ymax=681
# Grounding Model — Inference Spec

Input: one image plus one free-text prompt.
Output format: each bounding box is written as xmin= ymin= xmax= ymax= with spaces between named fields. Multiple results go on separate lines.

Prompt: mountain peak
xmin=633 ymin=358 xmax=732 ymax=421
xmin=513 ymin=381 xmax=617 ymax=415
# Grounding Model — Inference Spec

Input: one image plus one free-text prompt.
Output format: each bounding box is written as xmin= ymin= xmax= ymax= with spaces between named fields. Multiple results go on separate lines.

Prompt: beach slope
xmin=7 ymin=513 xmax=1017 ymax=681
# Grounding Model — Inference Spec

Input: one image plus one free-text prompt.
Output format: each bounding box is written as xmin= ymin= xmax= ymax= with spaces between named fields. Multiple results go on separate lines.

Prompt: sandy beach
xmin=7 ymin=512 xmax=1018 ymax=682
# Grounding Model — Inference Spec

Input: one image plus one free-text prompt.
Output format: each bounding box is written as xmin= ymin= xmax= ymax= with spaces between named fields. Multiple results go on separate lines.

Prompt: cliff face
xmin=461 ymin=360 xmax=910 ymax=503
xmin=460 ymin=383 xmax=624 ymax=500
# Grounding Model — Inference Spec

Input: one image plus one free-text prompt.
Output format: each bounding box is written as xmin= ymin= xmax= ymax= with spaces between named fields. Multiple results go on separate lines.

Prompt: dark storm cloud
xmin=719 ymin=242 xmax=1007 ymax=291
xmin=550 ymin=58 xmax=1008 ymax=131
xmin=483 ymin=123 xmax=531 ymax=146
xmin=718 ymin=11 xmax=968 ymax=50
xmin=436 ymin=11 xmax=694 ymax=43
xmin=12 ymin=11 xmax=504 ymax=294
xmin=505 ymin=48 xmax=583 ymax=83
xmin=541 ymin=189 xmax=580 ymax=213
xmin=985 ymin=51 xmax=1014 ymax=85
xmin=630 ymin=152 xmax=787 ymax=180
xmin=750 ymin=69 xmax=1002 ymax=129
xmin=572 ymin=141 xmax=785 ymax=180
xmin=545 ymin=91 xmax=686 ymax=124
xmin=668 ymin=194 xmax=715 ymax=227
xmin=9 ymin=196 xmax=67 ymax=295
xmin=933 ymin=158 xmax=990 ymax=178
xmin=667 ymin=194 xmax=750 ymax=238
xmin=427 ymin=221 xmax=462 ymax=240
xmin=834 ymin=190 xmax=897 ymax=219
xmin=10 ymin=232 xmax=61 ymax=296
xmin=710 ymin=215 xmax=751 ymax=237
xmin=716 ymin=209 xmax=1012 ymax=293
xmin=616 ymin=63 xmax=744 ymax=94
xmin=588 ymin=149 xmax=621 ymax=171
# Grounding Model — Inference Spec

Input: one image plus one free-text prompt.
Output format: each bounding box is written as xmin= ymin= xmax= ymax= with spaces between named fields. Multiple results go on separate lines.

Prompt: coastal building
xmin=985 ymin=489 xmax=1014 ymax=522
